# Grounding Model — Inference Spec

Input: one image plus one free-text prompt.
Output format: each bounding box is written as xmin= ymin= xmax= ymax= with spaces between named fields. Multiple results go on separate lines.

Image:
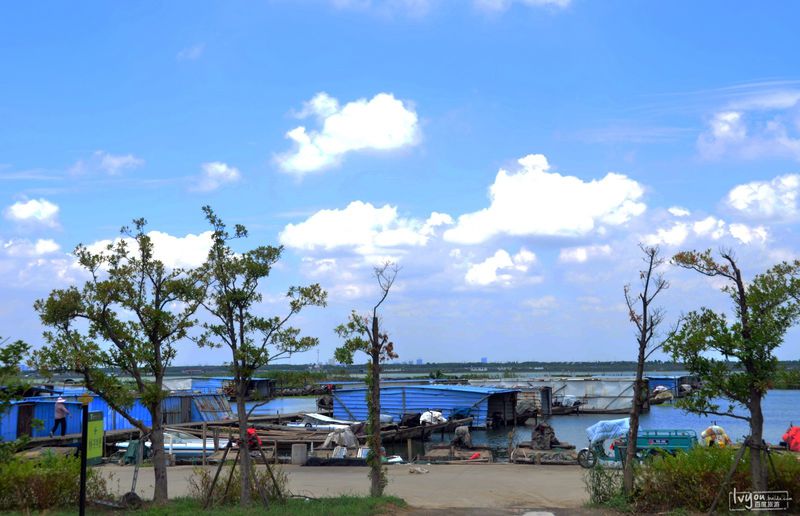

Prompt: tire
xmin=305 ymin=423 xmax=313 ymax=429
xmin=578 ymin=448 xmax=597 ymax=469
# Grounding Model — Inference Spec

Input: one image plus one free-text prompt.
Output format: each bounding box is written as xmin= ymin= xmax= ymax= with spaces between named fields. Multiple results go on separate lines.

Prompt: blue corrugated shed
xmin=0 ymin=404 xmax=19 ymax=441
xmin=332 ymin=385 xmax=518 ymax=427
xmin=3 ymin=392 xmax=233 ymax=436
xmin=30 ymin=401 xmax=82 ymax=438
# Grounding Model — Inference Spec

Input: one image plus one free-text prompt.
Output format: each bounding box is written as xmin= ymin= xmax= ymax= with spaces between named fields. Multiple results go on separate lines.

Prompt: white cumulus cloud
xmin=276 ymin=92 xmax=420 ymax=174
xmin=728 ymin=223 xmax=768 ymax=245
xmin=668 ymin=206 xmax=691 ymax=217
xmin=5 ymin=198 xmax=60 ymax=226
xmin=85 ymin=231 xmax=214 ymax=269
xmin=558 ymin=244 xmax=612 ymax=263
xmin=2 ymin=239 xmax=60 ymax=257
xmin=195 ymin=162 xmax=241 ymax=192
xmin=465 ymin=248 xmax=537 ymax=286
xmin=444 ymin=154 xmax=646 ymax=244
xmin=279 ymin=201 xmax=452 ymax=256
xmin=726 ymin=174 xmax=799 ymax=220
xmin=643 ymin=222 xmax=690 ymax=247
xmin=692 ymin=216 xmax=726 ymax=239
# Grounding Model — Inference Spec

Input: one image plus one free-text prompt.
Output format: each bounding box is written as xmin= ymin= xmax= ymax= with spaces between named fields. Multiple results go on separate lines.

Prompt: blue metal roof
xmin=332 ymin=385 xmax=518 ymax=427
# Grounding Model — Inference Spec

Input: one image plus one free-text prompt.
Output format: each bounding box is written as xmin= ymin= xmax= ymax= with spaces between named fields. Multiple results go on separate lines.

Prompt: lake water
xmin=436 ymin=390 xmax=799 ymax=458
xmin=235 ymin=397 xmax=319 ymax=416
xmin=237 ymin=390 xmax=798 ymax=460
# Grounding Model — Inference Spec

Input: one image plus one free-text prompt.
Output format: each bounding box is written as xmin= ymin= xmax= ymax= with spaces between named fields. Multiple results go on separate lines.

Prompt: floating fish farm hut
xmin=332 ymin=385 xmax=519 ymax=427
xmin=163 ymin=377 xmax=276 ymax=399
xmin=469 ymin=376 xmax=647 ymax=415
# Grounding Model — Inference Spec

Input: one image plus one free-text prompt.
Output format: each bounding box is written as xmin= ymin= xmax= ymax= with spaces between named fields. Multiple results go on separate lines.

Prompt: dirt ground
xmin=98 ymin=463 xmax=589 ymax=511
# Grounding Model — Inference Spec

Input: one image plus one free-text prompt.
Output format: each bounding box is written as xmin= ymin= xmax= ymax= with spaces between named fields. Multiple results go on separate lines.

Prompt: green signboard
xmin=87 ymin=411 xmax=103 ymax=465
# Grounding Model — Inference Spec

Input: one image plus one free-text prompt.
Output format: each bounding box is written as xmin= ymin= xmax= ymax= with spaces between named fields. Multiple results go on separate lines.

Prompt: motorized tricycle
xmin=577 ymin=418 xmax=697 ymax=468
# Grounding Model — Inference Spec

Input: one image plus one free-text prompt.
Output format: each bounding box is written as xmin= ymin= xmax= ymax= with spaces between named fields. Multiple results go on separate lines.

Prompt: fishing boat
xmin=115 ymin=430 xmax=229 ymax=459
xmin=284 ymin=413 xmax=361 ymax=431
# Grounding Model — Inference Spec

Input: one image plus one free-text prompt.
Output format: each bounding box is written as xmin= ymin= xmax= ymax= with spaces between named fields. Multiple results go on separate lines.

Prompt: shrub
xmin=634 ymin=446 xmax=800 ymax=513
xmin=0 ymin=452 xmax=111 ymax=511
xmin=189 ymin=463 xmax=288 ymax=506
xmin=584 ymin=463 xmax=625 ymax=506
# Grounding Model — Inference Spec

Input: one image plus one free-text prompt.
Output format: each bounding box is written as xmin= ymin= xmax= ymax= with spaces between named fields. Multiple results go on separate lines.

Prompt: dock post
xmin=407 ymin=438 xmax=413 ymax=462
xmin=213 ymin=427 xmax=219 ymax=451
xmin=202 ymin=423 xmax=207 ymax=466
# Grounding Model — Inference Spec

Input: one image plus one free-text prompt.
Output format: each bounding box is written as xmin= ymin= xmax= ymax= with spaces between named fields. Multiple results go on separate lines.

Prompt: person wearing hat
xmin=50 ymin=397 xmax=70 ymax=437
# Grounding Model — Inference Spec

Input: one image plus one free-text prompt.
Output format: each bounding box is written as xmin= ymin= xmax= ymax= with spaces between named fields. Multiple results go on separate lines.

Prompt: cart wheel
xmin=578 ymin=448 xmax=597 ymax=468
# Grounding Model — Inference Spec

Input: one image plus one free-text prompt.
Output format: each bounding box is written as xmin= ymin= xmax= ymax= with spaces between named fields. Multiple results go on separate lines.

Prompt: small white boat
xmin=116 ymin=430 xmax=229 ymax=458
xmin=285 ymin=413 xmax=358 ymax=431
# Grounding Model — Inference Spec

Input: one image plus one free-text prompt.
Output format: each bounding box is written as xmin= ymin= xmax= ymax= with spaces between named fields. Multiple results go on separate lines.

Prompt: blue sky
xmin=2 ymin=0 xmax=800 ymax=365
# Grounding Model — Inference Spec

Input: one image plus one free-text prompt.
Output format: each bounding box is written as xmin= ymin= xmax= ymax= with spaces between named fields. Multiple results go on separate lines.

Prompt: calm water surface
xmin=452 ymin=390 xmax=799 ymax=456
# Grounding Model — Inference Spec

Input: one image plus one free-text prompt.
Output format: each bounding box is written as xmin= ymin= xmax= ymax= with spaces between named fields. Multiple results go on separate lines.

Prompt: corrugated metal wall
xmin=332 ymin=386 xmax=516 ymax=427
xmin=0 ymin=404 xmax=19 ymax=441
xmin=30 ymin=401 xmax=83 ymax=438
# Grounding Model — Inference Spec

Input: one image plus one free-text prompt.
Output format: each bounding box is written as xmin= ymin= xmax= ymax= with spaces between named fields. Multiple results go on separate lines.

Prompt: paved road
xmin=98 ymin=463 xmax=588 ymax=510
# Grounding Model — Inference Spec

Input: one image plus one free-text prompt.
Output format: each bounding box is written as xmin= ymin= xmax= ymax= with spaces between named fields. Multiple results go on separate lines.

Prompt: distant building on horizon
xmin=415 ymin=358 xmax=423 ymax=365
xmin=480 ymin=357 xmax=488 ymax=364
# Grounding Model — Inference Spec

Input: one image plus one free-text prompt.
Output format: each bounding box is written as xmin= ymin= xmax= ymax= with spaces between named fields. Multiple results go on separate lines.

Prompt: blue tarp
xmin=586 ymin=418 xmax=630 ymax=445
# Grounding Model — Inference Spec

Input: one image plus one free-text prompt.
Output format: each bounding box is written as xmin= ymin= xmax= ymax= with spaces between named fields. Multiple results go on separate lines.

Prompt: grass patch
xmin=133 ymin=496 xmax=407 ymax=516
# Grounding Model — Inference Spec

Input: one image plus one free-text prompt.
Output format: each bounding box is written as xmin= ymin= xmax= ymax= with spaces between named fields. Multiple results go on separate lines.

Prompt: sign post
xmin=87 ymin=411 xmax=104 ymax=465
xmin=77 ymin=393 xmax=94 ymax=516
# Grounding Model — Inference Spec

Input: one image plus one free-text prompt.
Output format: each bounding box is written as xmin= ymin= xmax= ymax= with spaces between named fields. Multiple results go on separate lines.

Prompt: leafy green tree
xmin=196 ymin=207 xmax=326 ymax=506
xmin=32 ymin=219 xmax=206 ymax=504
xmin=666 ymin=250 xmax=800 ymax=492
xmin=0 ymin=337 xmax=30 ymax=462
xmin=334 ymin=263 xmax=399 ymax=497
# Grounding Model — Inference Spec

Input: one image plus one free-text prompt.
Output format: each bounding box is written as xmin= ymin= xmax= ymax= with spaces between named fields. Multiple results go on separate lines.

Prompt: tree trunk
xmin=369 ymin=316 xmax=383 ymax=497
xmin=237 ymin=386 xmax=253 ymax=506
xmin=749 ymin=390 xmax=767 ymax=491
xmin=150 ymin=404 xmax=169 ymax=504
xmin=623 ymin=347 xmax=646 ymax=496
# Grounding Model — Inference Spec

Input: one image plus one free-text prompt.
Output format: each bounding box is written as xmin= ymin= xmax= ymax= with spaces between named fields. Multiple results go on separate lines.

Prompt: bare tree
xmin=622 ymin=244 xmax=673 ymax=496
xmin=334 ymin=262 xmax=399 ymax=497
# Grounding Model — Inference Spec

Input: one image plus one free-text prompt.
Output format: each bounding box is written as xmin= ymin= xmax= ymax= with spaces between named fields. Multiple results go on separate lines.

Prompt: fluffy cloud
xmin=85 ymin=231 xmax=213 ymax=269
xmin=444 ymin=154 xmax=646 ymax=244
xmin=194 ymin=162 xmax=241 ymax=192
xmin=558 ymin=244 xmax=612 ymax=263
xmin=726 ymin=174 xmax=799 ymax=220
xmin=643 ymin=222 xmax=690 ymax=247
xmin=668 ymin=206 xmax=691 ymax=217
xmin=277 ymin=92 xmax=419 ymax=174
xmin=729 ymin=223 xmax=768 ymax=245
xmin=70 ymin=151 xmax=144 ymax=175
xmin=465 ymin=247 xmax=537 ymax=286
xmin=643 ymin=215 xmax=768 ymax=247
xmin=697 ymin=88 xmax=800 ymax=161
xmin=5 ymin=198 xmax=60 ymax=226
xmin=2 ymin=239 xmax=60 ymax=257
xmin=279 ymin=201 xmax=451 ymax=257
